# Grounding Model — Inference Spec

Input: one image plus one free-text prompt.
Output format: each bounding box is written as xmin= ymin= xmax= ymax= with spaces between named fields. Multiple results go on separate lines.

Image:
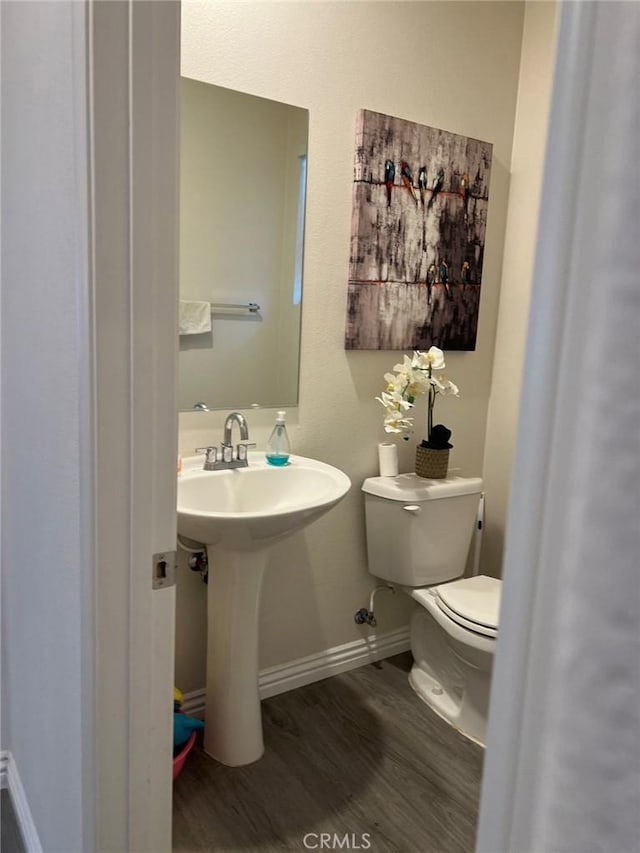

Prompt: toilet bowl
xmin=362 ymin=474 xmax=501 ymax=745
xmin=408 ymin=575 xmax=500 ymax=744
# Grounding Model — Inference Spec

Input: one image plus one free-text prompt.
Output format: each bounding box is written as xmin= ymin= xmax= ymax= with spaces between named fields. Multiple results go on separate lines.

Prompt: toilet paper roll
xmin=378 ymin=442 xmax=398 ymax=477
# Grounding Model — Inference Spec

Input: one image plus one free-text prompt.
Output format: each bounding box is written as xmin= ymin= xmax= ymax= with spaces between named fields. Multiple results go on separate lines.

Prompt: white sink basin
xmin=176 ymin=451 xmax=351 ymax=767
xmin=178 ymin=453 xmax=351 ymax=547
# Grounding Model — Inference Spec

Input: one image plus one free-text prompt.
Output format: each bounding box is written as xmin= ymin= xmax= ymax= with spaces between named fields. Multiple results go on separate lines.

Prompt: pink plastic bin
xmin=172 ymin=731 xmax=197 ymax=780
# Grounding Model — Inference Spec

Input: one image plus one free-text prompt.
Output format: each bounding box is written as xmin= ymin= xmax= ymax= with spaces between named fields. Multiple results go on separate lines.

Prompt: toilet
xmin=362 ymin=473 xmax=501 ymax=746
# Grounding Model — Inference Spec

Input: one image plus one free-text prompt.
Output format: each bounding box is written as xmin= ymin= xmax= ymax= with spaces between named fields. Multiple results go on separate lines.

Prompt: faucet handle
xmin=195 ymin=446 xmax=218 ymax=465
xmin=236 ymin=441 xmax=256 ymax=462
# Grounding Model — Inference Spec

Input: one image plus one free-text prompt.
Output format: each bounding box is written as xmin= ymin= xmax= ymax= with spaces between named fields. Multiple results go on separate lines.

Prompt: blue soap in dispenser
xmin=266 ymin=410 xmax=291 ymax=466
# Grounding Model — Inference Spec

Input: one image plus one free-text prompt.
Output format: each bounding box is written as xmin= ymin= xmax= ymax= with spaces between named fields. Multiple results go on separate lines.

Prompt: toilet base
xmin=409 ymin=605 xmax=492 ymax=746
xmin=409 ymin=664 xmax=486 ymax=747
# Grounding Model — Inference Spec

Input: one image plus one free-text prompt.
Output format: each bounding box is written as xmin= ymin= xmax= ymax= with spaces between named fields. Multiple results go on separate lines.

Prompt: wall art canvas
xmin=345 ymin=109 xmax=492 ymax=350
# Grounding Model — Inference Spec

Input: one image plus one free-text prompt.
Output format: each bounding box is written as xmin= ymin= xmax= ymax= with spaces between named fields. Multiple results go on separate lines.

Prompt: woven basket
xmin=415 ymin=446 xmax=449 ymax=479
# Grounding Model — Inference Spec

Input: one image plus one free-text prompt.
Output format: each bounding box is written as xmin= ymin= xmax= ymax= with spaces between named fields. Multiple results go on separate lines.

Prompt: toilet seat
xmin=434 ymin=575 xmax=500 ymax=639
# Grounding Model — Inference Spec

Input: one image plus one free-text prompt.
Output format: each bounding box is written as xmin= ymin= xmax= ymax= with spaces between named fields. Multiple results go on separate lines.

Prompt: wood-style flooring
xmin=173 ymin=654 xmax=483 ymax=853
xmin=1 ymin=789 xmax=25 ymax=853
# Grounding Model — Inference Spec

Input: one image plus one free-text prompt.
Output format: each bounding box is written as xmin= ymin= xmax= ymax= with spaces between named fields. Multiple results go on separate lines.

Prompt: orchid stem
xmin=427 ymin=365 xmax=433 ymax=440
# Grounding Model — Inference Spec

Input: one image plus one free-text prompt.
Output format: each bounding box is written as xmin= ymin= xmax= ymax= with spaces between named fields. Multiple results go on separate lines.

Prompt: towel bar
xmin=210 ymin=301 xmax=260 ymax=316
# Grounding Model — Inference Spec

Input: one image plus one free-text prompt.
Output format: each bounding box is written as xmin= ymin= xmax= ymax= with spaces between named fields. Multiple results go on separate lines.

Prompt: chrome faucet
xmin=196 ymin=412 xmax=255 ymax=470
xmin=223 ymin=412 xmax=249 ymax=449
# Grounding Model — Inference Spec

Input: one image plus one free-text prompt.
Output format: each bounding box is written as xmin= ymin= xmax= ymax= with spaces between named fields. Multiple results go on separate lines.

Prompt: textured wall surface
xmin=1 ymin=2 xmax=86 ymax=848
xmin=176 ymin=0 xmax=526 ymax=688
xmin=482 ymin=1 xmax=558 ymax=578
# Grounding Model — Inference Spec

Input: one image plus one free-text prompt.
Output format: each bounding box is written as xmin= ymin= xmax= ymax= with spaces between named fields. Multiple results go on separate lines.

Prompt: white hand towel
xmin=179 ymin=300 xmax=212 ymax=335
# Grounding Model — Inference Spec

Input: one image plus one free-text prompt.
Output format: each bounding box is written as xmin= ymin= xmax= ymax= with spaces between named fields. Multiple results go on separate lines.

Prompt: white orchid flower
xmin=430 ymin=374 xmax=459 ymax=396
xmin=377 ymin=347 xmax=458 ymax=439
xmin=383 ymin=372 xmax=407 ymax=394
xmin=392 ymin=354 xmax=414 ymax=375
xmin=415 ymin=346 xmax=446 ymax=370
xmin=383 ymin=410 xmax=414 ymax=434
xmin=376 ymin=391 xmax=412 ymax=410
xmin=408 ymin=370 xmax=430 ymax=390
xmin=427 ymin=346 xmax=446 ymax=369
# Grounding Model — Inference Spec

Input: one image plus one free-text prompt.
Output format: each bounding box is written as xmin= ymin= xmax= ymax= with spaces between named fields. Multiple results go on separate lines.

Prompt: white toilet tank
xmin=362 ymin=474 xmax=483 ymax=587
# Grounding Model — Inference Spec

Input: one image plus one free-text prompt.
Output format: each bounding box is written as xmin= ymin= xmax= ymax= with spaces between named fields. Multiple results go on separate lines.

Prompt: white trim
xmin=260 ymin=627 xmax=411 ymax=699
xmin=181 ymin=690 xmax=207 ymax=719
xmin=1 ymin=752 xmax=44 ymax=853
xmin=89 ymin=5 xmax=135 ymax=847
xmin=128 ymin=4 xmax=179 ymax=851
xmin=0 ymin=751 xmax=8 ymax=790
xmin=71 ymin=2 xmax=97 ymax=848
xmin=88 ymin=3 xmax=179 ymax=851
xmin=182 ymin=628 xmax=411 ymax=717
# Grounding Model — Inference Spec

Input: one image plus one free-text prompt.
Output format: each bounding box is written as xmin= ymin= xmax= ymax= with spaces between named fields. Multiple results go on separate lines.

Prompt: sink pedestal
xmin=204 ymin=544 xmax=267 ymax=766
xmin=177 ymin=453 xmax=351 ymax=766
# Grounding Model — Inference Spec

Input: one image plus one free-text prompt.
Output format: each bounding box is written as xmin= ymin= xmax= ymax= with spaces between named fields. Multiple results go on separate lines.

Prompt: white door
xmin=90 ymin=2 xmax=179 ymax=850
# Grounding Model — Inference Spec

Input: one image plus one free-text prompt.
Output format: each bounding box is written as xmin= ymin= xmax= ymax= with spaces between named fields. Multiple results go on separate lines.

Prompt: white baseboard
xmin=0 ymin=750 xmax=8 ymax=789
xmin=182 ymin=626 xmax=410 ymax=718
xmin=0 ymin=751 xmax=43 ymax=853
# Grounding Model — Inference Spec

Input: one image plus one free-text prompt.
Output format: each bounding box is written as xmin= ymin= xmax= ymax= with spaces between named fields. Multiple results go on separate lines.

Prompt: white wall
xmin=482 ymin=1 xmax=558 ymax=576
xmin=176 ymin=0 xmax=526 ymax=690
xmin=179 ymin=79 xmax=305 ymax=410
xmin=1 ymin=2 xmax=88 ymax=849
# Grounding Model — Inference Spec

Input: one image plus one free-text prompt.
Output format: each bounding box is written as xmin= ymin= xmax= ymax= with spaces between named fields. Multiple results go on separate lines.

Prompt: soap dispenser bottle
xmin=266 ymin=411 xmax=291 ymax=466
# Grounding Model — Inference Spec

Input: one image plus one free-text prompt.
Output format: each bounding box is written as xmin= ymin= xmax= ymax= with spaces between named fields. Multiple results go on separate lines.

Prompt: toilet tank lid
xmin=362 ymin=474 xmax=483 ymax=501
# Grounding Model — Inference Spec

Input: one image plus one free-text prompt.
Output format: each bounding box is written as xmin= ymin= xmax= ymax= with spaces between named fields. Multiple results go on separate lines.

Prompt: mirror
xmin=178 ymin=77 xmax=308 ymax=412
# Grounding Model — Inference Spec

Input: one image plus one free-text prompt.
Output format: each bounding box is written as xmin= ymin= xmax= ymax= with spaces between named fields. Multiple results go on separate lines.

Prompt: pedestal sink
xmin=177 ymin=453 xmax=351 ymax=766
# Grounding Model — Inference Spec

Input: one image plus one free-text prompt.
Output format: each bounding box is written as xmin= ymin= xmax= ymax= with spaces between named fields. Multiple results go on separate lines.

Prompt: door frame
xmin=85 ymin=3 xmax=618 ymax=852
xmin=87 ymin=2 xmax=179 ymax=850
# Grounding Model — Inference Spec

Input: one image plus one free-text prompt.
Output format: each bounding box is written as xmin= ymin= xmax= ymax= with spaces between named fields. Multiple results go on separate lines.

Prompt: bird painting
xmin=426 ymin=262 xmax=437 ymax=304
xmin=384 ymin=159 xmax=395 ymax=208
xmin=428 ymin=167 xmax=445 ymax=210
xmin=439 ymin=257 xmax=452 ymax=300
xmin=460 ymin=172 xmax=471 ymax=220
xmin=418 ymin=166 xmax=428 ymax=208
xmin=401 ymin=161 xmax=418 ymax=206
xmin=347 ymin=109 xmax=493 ymax=351
xmin=461 ymin=261 xmax=471 ymax=288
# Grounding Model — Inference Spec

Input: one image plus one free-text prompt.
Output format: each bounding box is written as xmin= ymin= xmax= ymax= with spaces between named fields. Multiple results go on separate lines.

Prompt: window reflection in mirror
xmin=179 ymin=78 xmax=308 ymax=411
